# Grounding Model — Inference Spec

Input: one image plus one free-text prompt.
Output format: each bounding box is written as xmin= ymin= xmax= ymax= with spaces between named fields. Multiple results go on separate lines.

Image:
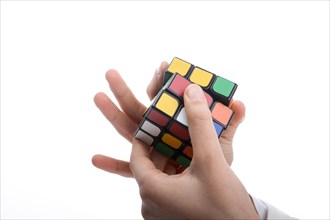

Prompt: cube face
xmin=135 ymin=57 xmax=237 ymax=168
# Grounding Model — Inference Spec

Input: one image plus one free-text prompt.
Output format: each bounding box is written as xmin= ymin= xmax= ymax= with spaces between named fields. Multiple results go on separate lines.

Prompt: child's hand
xmin=92 ymin=61 xmax=245 ymax=177
xmin=129 ymin=84 xmax=258 ymax=219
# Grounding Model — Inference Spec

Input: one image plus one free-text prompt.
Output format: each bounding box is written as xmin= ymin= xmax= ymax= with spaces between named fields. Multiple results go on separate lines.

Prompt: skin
xmin=92 ymin=62 xmax=258 ymax=219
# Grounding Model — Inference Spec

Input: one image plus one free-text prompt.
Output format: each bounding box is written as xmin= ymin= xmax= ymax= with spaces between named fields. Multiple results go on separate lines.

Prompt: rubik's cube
xmin=134 ymin=57 xmax=237 ymax=168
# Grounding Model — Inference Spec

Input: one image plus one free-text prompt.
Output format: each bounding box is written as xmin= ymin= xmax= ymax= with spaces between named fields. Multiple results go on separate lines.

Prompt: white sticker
xmin=141 ymin=120 xmax=161 ymax=137
xmin=176 ymin=108 xmax=188 ymax=126
xmin=135 ymin=130 xmax=154 ymax=146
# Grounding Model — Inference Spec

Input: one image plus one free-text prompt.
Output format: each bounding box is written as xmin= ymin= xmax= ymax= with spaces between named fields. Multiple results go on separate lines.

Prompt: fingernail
xmin=186 ymin=84 xmax=205 ymax=101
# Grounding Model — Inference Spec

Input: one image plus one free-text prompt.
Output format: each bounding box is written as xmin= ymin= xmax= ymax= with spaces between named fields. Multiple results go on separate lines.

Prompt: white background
xmin=1 ymin=1 xmax=329 ymax=219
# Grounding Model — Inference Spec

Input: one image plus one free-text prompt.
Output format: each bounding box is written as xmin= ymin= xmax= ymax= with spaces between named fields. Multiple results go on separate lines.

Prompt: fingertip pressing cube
xmin=135 ymin=57 xmax=237 ymax=168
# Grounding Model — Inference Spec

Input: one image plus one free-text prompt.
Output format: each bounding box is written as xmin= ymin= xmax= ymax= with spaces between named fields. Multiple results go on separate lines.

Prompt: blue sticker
xmin=213 ymin=121 xmax=223 ymax=138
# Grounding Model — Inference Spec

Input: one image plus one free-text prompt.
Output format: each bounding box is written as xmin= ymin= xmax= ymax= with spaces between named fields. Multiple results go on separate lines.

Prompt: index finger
xmin=106 ymin=70 xmax=146 ymax=124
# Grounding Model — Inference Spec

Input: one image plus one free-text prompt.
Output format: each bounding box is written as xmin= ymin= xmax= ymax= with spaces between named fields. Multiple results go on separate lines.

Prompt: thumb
xmin=184 ymin=84 xmax=226 ymax=167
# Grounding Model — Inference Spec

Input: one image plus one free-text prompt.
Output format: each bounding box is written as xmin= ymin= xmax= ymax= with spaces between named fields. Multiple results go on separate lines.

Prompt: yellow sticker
xmin=167 ymin=58 xmax=191 ymax=76
xmin=189 ymin=68 xmax=213 ymax=87
xmin=155 ymin=92 xmax=179 ymax=117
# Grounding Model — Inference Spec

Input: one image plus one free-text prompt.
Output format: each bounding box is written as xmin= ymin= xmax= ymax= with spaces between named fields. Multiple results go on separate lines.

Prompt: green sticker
xmin=155 ymin=142 xmax=175 ymax=158
xmin=176 ymin=155 xmax=191 ymax=168
xmin=212 ymin=77 xmax=235 ymax=97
